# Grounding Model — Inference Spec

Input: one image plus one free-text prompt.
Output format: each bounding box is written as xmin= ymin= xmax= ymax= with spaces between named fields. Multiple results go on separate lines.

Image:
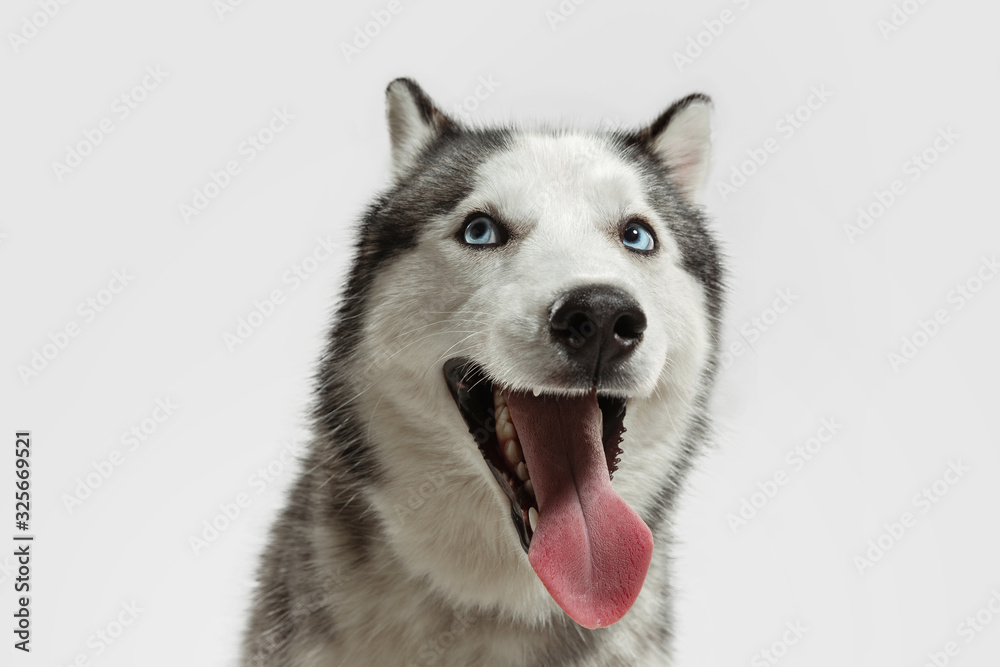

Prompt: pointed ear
xmin=633 ymin=93 xmax=713 ymax=202
xmin=385 ymin=78 xmax=456 ymax=180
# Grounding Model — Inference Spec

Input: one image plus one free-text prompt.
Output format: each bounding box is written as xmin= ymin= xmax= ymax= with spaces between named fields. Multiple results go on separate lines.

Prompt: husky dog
xmin=242 ymin=78 xmax=724 ymax=666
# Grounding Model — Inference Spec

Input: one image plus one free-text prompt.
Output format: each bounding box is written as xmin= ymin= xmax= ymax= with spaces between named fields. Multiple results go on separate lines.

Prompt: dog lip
xmin=443 ymin=358 xmax=532 ymax=552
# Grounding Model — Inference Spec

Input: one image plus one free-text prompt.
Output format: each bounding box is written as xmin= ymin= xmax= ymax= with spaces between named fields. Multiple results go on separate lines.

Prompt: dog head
xmin=327 ymin=78 xmax=722 ymax=629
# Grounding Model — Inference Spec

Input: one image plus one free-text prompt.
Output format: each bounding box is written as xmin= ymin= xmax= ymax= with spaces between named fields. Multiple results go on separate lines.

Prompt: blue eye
xmin=461 ymin=215 xmax=504 ymax=247
xmin=622 ymin=220 xmax=655 ymax=253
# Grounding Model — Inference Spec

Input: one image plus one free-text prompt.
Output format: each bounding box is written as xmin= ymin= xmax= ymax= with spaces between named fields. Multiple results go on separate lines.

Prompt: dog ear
xmin=633 ymin=93 xmax=713 ymax=202
xmin=385 ymin=78 xmax=456 ymax=180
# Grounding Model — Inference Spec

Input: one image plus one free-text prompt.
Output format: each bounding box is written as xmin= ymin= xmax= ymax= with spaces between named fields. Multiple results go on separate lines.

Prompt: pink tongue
xmin=504 ymin=391 xmax=653 ymax=629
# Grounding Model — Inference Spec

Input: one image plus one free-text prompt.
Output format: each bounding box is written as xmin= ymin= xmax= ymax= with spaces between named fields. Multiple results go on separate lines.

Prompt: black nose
xmin=549 ymin=285 xmax=647 ymax=381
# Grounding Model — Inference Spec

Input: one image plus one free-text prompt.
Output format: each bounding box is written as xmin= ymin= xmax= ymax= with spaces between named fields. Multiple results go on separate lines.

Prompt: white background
xmin=2 ymin=0 xmax=999 ymax=665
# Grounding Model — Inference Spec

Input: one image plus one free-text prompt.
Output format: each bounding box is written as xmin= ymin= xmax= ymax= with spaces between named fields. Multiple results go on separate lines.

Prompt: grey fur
xmin=242 ymin=79 xmax=724 ymax=666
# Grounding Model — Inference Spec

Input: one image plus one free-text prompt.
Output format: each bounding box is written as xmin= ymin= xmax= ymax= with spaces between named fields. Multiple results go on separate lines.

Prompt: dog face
xmin=345 ymin=79 xmax=722 ymax=628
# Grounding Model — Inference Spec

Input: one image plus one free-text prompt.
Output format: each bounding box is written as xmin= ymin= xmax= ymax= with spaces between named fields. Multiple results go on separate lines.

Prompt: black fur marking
xmin=307 ymin=124 xmax=512 ymax=552
xmin=632 ymin=92 xmax=713 ymax=147
xmin=388 ymin=77 xmax=456 ymax=131
xmin=244 ymin=121 xmax=515 ymax=663
xmin=245 ymin=84 xmax=727 ymax=666
xmin=311 ymin=125 xmax=512 ymax=484
xmin=611 ymin=127 xmax=726 ymax=327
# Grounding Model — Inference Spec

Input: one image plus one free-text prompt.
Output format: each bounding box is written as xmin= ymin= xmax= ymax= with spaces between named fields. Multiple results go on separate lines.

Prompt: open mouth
xmin=443 ymin=358 xmax=627 ymax=552
xmin=443 ymin=357 xmax=654 ymax=629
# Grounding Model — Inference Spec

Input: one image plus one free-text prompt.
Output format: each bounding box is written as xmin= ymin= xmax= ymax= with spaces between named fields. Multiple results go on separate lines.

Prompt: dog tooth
xmin=528 ymin=507 xmax=538 ymax=532
xmin=532 ymin=387 xmax=541 ymax=397
xmin=505 ymin=439 xmax=522 ymax=465
xmin=516 ymin=462 xmax=529 ymax=481
xmin=524 ymin=479 xmax=534 ymax=495
xmin=501 ymin=422 xmax=516 ymax=442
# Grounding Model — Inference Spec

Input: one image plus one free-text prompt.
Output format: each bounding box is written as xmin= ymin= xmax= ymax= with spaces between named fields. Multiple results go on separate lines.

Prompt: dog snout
xmin=548 ymin=285 xmax=646 ymax=380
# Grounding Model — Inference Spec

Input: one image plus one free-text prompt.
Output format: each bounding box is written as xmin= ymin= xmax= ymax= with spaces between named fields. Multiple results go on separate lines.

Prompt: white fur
xmin=244 ymin=76 xmax=722 ymax=662
xmin=337 ymin=132 xmax=712 ymax=662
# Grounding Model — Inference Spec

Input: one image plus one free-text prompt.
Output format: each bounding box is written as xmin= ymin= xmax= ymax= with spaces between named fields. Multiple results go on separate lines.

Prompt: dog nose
xmin=549 ymin=285 xmax=647 ymax=380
